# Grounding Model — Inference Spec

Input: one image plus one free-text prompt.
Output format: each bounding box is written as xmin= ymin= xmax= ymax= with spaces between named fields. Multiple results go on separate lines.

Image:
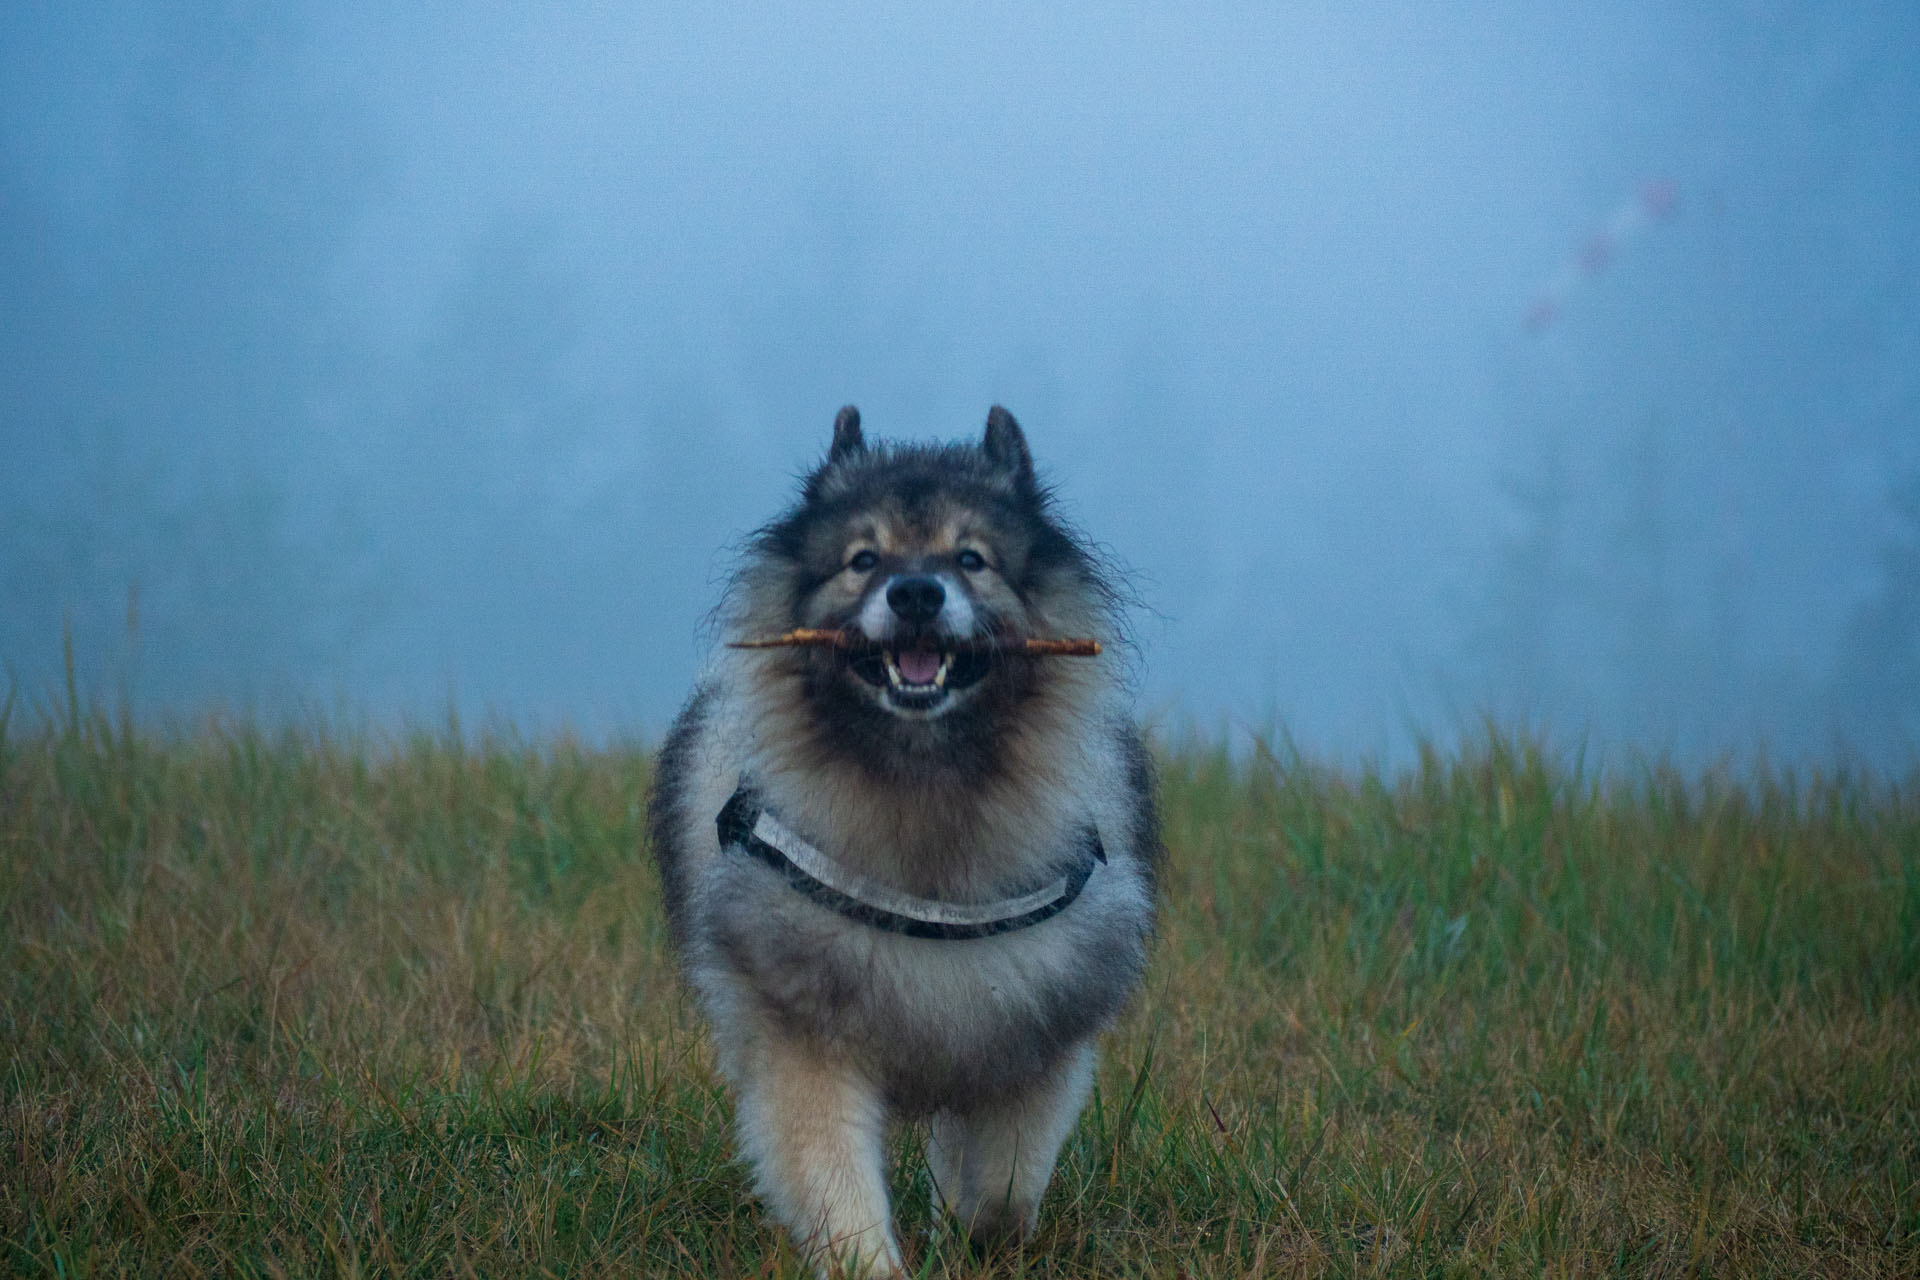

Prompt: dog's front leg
xmin=732 ymin=1033 xmax=903 ymax=1278
xmin=928 ymin=1039 xmax=1095 ymax=1247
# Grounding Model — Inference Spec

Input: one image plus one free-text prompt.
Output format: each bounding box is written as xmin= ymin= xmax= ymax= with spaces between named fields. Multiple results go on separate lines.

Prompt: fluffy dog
xmin=648 ymin=405 xmax=1159 ymax=1276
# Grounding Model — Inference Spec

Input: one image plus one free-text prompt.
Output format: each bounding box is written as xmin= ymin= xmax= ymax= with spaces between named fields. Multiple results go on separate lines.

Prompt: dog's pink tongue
xmin=897 ymin=649 xmax=942 ymax=685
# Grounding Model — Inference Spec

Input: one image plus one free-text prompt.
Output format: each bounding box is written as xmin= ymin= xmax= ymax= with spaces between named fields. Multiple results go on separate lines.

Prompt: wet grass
xmin=3 ymin=694 xmax=1917 ymax=1276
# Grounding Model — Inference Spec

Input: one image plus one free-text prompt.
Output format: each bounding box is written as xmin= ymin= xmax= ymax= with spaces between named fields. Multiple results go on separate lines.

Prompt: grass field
xmin=4 ymin=693 xmax=1918 ymax=1277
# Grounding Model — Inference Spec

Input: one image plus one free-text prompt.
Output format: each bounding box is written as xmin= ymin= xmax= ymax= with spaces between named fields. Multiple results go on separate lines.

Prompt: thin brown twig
xmin=727 ymin=628 xmax=1101 ymax=657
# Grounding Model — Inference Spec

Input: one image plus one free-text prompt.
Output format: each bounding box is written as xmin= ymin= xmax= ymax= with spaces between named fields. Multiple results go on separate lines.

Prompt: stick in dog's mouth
xmin=727 ymin=628 xmax=1101 ymax=657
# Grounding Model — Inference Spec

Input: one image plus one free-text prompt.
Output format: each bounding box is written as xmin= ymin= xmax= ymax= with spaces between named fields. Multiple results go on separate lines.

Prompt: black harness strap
xmin=716 ymin=785 xmax=1104 ymax=941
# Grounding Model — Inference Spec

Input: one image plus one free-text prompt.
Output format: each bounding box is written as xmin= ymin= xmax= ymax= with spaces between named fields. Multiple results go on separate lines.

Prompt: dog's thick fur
xmin=649 ymin=406 xmax=1159 ymax=1276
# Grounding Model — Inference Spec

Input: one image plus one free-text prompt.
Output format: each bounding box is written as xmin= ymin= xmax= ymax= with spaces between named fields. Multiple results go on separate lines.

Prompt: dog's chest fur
xmin=660 ymin=677 xmax=1155 ymax=1114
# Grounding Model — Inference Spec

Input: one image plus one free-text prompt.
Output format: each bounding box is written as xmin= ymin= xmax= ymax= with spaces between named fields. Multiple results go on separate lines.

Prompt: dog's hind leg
xmin=731 ymin=1033 xmax=903 ymax=1279
xmin=927 ymin=1039 xmax=1095 ymax=1248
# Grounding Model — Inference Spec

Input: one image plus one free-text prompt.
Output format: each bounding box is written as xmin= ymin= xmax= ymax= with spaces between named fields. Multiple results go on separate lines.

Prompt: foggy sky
xmin=4 ymin=1 xmax=1918 ymax=766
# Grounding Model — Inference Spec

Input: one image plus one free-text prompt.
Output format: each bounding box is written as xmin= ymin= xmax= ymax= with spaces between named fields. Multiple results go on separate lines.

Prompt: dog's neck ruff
xmin=716 ymin=783 xmax=1104 ymax=941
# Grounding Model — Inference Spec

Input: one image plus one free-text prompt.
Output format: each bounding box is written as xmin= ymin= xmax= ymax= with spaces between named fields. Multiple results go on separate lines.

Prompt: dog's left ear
xmin=829 ymin=405 xmax=866 ymax=463
xmin=982 ymin=405 xmax=1035 ymax=490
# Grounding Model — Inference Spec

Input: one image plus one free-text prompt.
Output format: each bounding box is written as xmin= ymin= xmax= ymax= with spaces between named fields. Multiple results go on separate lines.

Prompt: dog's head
xmin=727 ymin=406 xmax=1122 ymax=773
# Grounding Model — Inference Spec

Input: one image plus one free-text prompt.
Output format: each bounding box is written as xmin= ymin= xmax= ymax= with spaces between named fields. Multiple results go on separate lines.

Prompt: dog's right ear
xmin=982 ymin=405 xmax=1036 ymax=491
xmin=828 ymin=405 xmax=865 ymax=463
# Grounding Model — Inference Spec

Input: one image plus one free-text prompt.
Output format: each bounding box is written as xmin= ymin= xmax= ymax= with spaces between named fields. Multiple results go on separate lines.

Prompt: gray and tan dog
xmin=649 ymin=406 xmax=1159 ymax=1276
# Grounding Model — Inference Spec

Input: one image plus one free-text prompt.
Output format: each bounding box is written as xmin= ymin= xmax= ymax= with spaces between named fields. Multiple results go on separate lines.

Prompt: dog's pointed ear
xmin=982 ymin=405 xmax=1034 ymax=489
xmin=829 ymin=405 xmax=865 ymax=463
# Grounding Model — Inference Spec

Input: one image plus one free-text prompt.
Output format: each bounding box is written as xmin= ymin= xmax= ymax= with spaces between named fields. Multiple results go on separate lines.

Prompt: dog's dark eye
xmin=956 ymin=549 xmax=987 ymax=572
xmin=848 ymin=550 xmax=879 ymax=572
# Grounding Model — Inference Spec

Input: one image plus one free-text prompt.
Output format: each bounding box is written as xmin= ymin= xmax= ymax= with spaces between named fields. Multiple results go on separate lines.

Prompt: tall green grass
xmin=3 ymin=699 xmax=1916 ymax=1276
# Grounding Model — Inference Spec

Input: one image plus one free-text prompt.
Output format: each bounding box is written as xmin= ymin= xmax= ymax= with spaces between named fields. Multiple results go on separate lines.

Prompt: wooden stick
xmin=728 ymin=629 xmax=1101 ymax=657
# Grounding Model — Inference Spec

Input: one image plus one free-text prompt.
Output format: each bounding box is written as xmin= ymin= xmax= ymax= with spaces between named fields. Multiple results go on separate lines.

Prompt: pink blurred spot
xmin=1641 ymin=179 xmax=1679 ymax=219
xmin=1579 ymin=233 xmax=1614 ymax=274
xmin=1524 ymin=297 xmax=1559 ymax=333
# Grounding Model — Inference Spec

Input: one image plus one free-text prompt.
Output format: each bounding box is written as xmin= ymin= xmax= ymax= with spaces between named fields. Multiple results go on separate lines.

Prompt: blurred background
xmin=3 ymin=1 xmax=1916 ymax=767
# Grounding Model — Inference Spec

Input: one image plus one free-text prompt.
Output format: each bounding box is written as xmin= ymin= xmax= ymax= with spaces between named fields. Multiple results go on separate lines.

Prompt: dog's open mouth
xmin=848 ymin=643 xmax=992 ymax=709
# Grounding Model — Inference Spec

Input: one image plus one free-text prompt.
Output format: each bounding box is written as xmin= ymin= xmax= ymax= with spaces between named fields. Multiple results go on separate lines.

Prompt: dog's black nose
xmin=886 ymin=575 xmax=945 ymax=624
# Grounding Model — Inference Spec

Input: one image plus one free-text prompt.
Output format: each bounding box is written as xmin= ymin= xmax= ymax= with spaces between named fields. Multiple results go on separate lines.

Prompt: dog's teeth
xmin=933 ymin=656 xmax=950 ymax=688
xmin=885 ymin=654 xmax=903 ymax=688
